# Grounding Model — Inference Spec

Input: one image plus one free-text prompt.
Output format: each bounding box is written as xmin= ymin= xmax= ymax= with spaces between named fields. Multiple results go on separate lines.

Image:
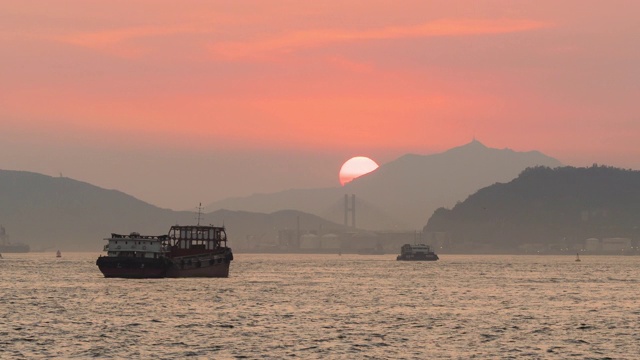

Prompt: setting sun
xmin=339 ymin=156 xmax=379 ymax=186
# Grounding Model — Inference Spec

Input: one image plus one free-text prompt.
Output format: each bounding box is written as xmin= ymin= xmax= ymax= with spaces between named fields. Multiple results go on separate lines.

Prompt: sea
xmin=1 ymin=253 xmax=639 ymax=359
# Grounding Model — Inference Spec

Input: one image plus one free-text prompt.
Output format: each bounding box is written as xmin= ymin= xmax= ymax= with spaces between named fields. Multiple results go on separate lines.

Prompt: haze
xmin=1 ymin=1 xmax=639 ymax=210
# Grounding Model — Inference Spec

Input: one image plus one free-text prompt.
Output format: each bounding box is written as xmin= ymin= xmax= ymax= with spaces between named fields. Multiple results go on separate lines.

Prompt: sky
xmin=1 ymin=1 xmax=639 ymax=210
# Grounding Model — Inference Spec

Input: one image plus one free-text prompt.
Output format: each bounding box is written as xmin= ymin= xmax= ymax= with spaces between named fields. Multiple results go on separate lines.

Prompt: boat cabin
xmin=103 ymin=232 xmax=168 ymax=258
xmin=401 ymin=243 xmax=434 ymax=255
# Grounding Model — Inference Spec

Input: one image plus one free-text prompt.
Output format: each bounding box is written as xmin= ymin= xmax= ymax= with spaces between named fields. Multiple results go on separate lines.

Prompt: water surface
xmin=1 ymin=253 xmax=638 ymax=359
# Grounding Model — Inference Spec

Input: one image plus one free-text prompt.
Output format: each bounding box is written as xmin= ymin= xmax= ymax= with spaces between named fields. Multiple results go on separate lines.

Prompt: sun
xmin=339 ymin=156 xmax=379 ymax=186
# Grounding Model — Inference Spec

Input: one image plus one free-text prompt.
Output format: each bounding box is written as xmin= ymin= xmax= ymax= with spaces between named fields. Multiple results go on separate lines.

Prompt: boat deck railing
xmin=108 ymin=233 xmax=169 ymax=240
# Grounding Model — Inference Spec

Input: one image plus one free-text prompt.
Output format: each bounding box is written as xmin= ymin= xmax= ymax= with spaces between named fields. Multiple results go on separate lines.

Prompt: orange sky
xmin=1 ymin=1 xmax=639 ymax=209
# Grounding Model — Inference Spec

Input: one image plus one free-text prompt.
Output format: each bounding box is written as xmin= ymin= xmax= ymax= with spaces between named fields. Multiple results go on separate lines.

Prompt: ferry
xmin=396 ymin=243 xmax=439 ymax=261
xmin=96 ymin=224 xmax=233 ymax=278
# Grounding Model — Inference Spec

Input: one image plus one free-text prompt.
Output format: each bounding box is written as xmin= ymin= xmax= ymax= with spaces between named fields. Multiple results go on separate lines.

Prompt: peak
xmin=445 ymin=139 xmax=489 ymax=154
xmin=465 ymin=139 xmax=487 ymax=148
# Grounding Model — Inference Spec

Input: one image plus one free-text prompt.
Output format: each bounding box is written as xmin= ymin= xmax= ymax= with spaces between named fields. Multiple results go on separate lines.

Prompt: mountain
xmin=206 ymin=140 xmax=562 ymax=230
xmin=0 ymin=170 xmax=346 ymax=251
xmin=424 ymin=165 xmax=640 ymax=253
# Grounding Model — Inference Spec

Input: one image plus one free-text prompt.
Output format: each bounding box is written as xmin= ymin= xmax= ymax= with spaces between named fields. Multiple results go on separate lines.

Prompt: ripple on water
xmin=1 ymin=253 xmax=639 ymax=359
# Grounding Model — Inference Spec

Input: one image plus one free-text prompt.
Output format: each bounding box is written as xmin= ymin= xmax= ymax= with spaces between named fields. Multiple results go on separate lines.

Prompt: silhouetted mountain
xmin=424 ymin=165 xmax=640 ymax=253
xmin=0 ymin=170 xmax=346 ymax=251
xmin=206 ymin=140 xmax=562 ymax=230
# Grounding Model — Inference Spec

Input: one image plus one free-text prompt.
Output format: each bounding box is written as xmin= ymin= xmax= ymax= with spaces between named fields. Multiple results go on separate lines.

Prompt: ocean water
xmin=1 ymin=253 xmax=639 ymax=359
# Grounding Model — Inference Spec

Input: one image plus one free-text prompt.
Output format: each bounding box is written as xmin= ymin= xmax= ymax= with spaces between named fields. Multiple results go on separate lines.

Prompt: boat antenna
xmin=196 ymin=203 xmax=203 ymax=226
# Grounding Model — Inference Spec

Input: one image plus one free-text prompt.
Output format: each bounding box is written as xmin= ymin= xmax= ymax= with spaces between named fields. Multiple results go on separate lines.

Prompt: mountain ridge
xmin=424 ymin=165 xmax=640 ymax=253
xmin=0 ymin=170 xmax=347 ymax=251
xmin=206 ymin=140 xmax=563 ymax=230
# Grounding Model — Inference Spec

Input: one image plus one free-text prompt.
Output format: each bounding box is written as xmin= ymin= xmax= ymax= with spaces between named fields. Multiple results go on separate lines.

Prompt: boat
xmin=56 ymin=250 xmax=62 ymax=258
xmin=575 ymin=253 xmax=581 ymax=262
xmin=396 ymin=243 xmax=439 ymax=261
xmin=96 ymin=224 xmax=233 ymax=278
xmin=0 ymin=226 xmax=30 ymax=253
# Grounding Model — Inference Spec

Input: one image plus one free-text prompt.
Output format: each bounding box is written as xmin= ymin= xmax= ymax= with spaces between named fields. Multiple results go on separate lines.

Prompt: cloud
xmin=43 ymin=17 xmax=548 ymax=61
xmin=210 ymin=18 xmax=550 ymax=60
xmin=54 ymin=24 xmax=214 ymax=58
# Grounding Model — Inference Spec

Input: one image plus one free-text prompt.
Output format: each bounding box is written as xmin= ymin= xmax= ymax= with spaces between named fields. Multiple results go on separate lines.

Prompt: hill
xmin=424 ymin=165 xmax=640 ymax=253
xmin=206 ymin=140 xmax=562 ymax=230
xmin=0 ymin=170 xmax=347 ymax=251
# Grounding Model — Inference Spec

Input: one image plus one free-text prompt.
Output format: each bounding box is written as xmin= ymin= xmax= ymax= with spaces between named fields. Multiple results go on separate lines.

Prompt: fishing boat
xmin=396 ymin=243 xmax=439 ymax=261
xmin=56 ymin=250 xmax=62 ymax=258
xmin=96 ymin=224 xmax=233 ymax=278
xmin=575 ymin=253 xmax=581 ymax=262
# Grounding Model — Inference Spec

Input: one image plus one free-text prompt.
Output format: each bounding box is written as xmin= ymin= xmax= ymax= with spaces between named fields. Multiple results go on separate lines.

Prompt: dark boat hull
xmin=166 ymin=251 xmax=232 ymax=278
xmin=96 ymin=250 xmax=233 ymax=278
xmin=96 ymin=257 xmax=172 ymax=278
xmin=397 ymin=254 xmax=439 ymax=261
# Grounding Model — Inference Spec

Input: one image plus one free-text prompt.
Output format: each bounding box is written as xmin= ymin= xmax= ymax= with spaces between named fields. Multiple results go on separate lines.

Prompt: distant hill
xmin=0 ymin=170 xmax=346 ymax=251
xmin=206 ymin=140 xmax=562 ymax=230
xmin=424 ymin=165 xmax=640 ymax=253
